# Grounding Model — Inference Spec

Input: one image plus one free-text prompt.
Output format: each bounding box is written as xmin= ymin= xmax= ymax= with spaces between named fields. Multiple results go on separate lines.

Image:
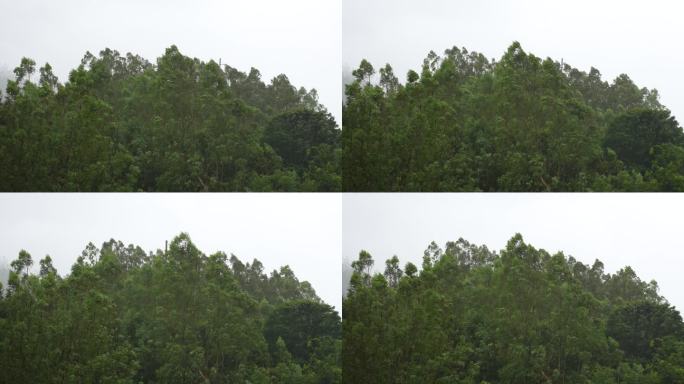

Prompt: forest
xmin=343 ymin=42 xmax=684 ymax=191
xmin=0 ymin=47 xmax=340 ymax=191
xmin=0 ymin=233 xmax=341 ymax=383
xmin=343 ymin=235 xmax=684 ymax=383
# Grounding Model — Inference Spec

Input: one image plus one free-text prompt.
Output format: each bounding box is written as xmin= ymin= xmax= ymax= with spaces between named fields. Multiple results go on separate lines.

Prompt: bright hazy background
xmin=344 ymin=194 xmax=684 ymax=312
xmin=0 ymin=193 xmax=342 ymax=311
xmin=343 ymin=0 xmax=684 ymax=120
xmin=0 ymin=0 xmax=341 ymax=122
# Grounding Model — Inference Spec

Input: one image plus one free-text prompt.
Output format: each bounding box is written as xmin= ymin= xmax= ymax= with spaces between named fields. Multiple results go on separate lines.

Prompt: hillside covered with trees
xmin=344 ymin=235 xmax=684 ymax=383
xmin=343 ymin=42 xmax=684 ymax=191
xmin=0 ymin=47 xmax=340 ymax=191
xmin=0 ymin=233 xmax=341 ymax=383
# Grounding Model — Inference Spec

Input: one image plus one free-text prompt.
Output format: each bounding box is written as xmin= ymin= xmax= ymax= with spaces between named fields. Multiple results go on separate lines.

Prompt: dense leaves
xmin=343 ymin=234 xmax=684 ymax=383
xmin=0 ymin=233 xmax=341 ymax=383
xmin=343 ymin=42 xmax=684 ymax=191
xmin=0 ymin=46 xmax=340 ymax=191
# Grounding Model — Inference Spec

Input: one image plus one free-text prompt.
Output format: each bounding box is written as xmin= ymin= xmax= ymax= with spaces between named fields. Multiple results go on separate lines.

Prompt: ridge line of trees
xmin=0 ymin=233 xmax=341 ymax=383
xmin=343 ymin=42 xmax=684 ymax=191
xmin=0 ymin=46 xmax=341 ymax=191
xmin=343 ymin=234 xmax=684 ymax=383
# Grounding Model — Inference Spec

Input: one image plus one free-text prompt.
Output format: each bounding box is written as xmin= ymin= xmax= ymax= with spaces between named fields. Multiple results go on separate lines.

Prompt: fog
xmin=343 ymin=0 xmax=684 ymax=120
xmin=0 ymin=193 xmax=342 ymax=311
xmin=0 ymin=0 xmax=341 ymax=122
xmin=344 ymin=193 xmax=684 ymax=311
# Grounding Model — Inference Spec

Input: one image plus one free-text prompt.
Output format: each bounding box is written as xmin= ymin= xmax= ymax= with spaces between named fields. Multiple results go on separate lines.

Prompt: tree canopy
xmin=343 ymin=234 xmax=684 ymax=383
xmin=0 ymin=46 xmax=340 ymax=191
xmin=0 ymin=233 xmax=341 ymax=383
xmin=343 ymin=42 xmax=684 ymax=191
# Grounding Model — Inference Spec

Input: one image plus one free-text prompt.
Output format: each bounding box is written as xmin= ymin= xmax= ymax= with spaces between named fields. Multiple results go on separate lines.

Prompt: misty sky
xmin=343 ymin=0 xmax=684 ymax=120
xmin=344 ymin=193 xmax=684 ymax=312
xmin=0 ymin=0 xmax=341 ymax=122
xmin=0 ymin=194 xmax=342 ymax=311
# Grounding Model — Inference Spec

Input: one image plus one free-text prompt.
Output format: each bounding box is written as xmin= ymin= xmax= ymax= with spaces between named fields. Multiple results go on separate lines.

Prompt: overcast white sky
xmin=344 ymin=0 xmax=684 ymax=121
xmin=0 ymin=194 xmax=342 ymax=311
xmin=344 ymin=194 xmax=684 ymax=312
xmin=0 ymin=0 xmax=341 ymax=122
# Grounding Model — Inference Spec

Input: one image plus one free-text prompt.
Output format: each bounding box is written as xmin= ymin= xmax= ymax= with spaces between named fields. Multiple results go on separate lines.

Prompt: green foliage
xmin=0 ymin=46 xmax=340 ymax=191
xmin=0 ymin=233 xmax=340 ymax=383
xmin=343 ymin=234 xmax=684 ymax=383
xmin=265 ymin=301 xmax=341 ymax=363
xmin=607 ymin=301 xmax=684 ymax=363
xmin=343 ymin=42 xmax=684 ymax=191
xmin=604 ymin=108 xmax=683 ymax=170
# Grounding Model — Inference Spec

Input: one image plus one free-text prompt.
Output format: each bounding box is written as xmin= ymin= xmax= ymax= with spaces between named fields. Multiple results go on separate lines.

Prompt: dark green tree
xmin=604 ymin=108 xmax=683 ymax=170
